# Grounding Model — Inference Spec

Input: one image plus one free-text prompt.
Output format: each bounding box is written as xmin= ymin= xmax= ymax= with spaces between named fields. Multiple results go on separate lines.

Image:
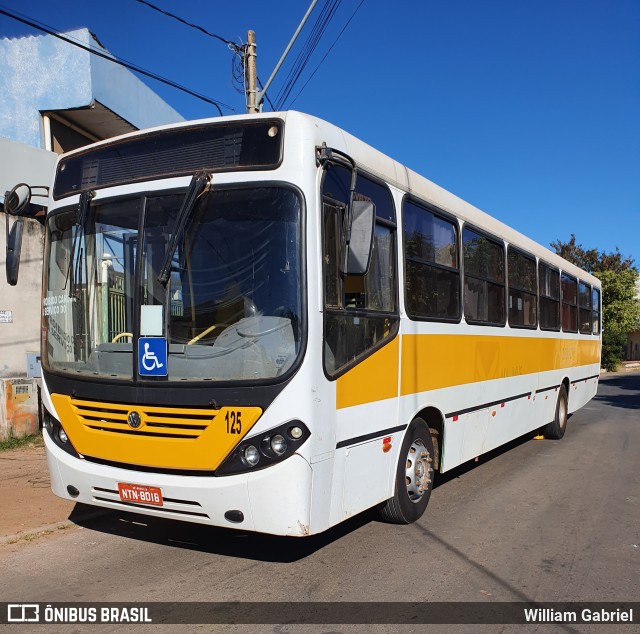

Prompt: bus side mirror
xmin=4 ymin=183 xmax=32 ymax=216
xmin=6 ymin=217 xmax=24 ymax=286
xmin=342 ymin=200 xmax=375 ymax=276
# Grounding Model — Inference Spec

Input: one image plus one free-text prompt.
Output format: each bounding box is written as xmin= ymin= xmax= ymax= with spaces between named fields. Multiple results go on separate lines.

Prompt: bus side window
xmin=578 ymin=281 xmax=592 ymax=334
xmin=592 ymin=287 xmax=601 ymax=335
xmin=507 ymin=247 xmax=537 ymax=328
xmin=539 ymin=262 xmax=560 ymax=331
xmin=463 ymin=227 xmax=505 ymax=326
xmin=403 ymin=200 xmax=461 ymax=321
xmin=561 ymin=273 xmax=578 ymax=332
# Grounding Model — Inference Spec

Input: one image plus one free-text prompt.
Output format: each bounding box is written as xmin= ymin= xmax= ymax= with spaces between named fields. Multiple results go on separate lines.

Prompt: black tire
xmin=544 ymin=384 xmax=569 ymax=439
xmin=379 ymin=417 xmax=435 ymax=524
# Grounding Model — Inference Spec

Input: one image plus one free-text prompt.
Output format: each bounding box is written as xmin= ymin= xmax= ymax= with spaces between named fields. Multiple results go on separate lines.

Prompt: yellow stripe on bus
xmin=401 ymin=334 xmax=600 ymax=396
xmin=336 ymin=334 xmax=600 ymax=409
xmin=336 ymin=336 xmax=400 ymax=410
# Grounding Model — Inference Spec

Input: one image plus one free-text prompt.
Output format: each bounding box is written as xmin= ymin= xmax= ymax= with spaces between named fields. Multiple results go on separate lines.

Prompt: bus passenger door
xmin=320 ymin=163 xmax=400 ymax=519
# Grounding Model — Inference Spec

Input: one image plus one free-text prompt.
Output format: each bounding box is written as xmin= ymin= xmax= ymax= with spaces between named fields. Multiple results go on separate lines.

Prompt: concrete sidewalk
xmin=0 ymin=441 xmax=77 ymax=543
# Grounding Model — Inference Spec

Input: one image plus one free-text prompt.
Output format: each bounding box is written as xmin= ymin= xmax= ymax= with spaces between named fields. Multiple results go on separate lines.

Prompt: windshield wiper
xmin=64 ymin=189 xmax=94 ymax=293
xmin=157 ymin=171 xmax=211 ymax=285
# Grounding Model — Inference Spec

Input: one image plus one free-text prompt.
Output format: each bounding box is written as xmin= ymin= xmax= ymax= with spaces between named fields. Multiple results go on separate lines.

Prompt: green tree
xmin=551 ymin=235 xmax=640 ymax=371
xmin=550 ymin=234 xmax=635 ymax=274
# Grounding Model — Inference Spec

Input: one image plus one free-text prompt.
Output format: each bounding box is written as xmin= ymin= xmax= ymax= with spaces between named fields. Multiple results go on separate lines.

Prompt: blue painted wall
xmin=0 ymin=28 xmax=184 ymax=148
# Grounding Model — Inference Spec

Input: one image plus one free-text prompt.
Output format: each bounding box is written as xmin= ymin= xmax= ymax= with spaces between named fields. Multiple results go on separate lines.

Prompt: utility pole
xmin=246 ymin=30 xmax=258 ymax=114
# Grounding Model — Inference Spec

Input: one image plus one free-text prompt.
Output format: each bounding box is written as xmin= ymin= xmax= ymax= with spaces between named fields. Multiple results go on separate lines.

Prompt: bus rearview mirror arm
xmin=316 ymin=144 xmax=375 ymax=277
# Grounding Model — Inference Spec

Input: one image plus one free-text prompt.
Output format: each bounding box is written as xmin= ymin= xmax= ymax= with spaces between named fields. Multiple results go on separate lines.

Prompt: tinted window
xmin=539 ymin=262 xmax=560 ymax=331
xmin=403 ymin=200 xmax=460 ymax=320
xmin=578 ymin=281 xmax=592 ymax=334
xmin=463 ymin=228 xmax=505 ymax=325
xmin=561 ymin=273 xmax=578 ymax=332
xmin=508 ymin=248 xmax=537 ymax=328
xmin=322 ymin=165 xmax=398 ymax=377
xmin=592 ymin=288 xmax=601 ymax=335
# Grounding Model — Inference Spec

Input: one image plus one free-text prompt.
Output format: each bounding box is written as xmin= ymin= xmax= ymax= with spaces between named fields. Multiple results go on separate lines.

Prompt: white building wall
xmin=0 ymin=137 xmax=56 ymax=378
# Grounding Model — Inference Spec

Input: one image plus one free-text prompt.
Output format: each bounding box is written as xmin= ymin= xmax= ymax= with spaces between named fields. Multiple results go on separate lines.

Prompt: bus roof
xmin=57 ymin=110 xmax=600 ymax=288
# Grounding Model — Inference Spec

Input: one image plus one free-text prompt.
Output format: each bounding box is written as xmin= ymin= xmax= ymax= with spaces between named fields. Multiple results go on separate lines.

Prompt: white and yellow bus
xmin=7 ymin=111 xmax=601 ymax=535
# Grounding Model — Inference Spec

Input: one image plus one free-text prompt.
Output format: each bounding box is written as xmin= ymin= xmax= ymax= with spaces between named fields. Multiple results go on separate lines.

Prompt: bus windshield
xmin=43 ymin=186 xmax=303 ymax=382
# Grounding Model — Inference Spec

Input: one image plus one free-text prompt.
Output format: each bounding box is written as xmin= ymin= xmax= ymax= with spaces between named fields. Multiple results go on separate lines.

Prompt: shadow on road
xmin=594 ymin=373 xmax=640 ymax=410
xmin=69 ymin=429 xmax=548 ymax=562
xmin=70 ymin=503 xmax=379 ymax=563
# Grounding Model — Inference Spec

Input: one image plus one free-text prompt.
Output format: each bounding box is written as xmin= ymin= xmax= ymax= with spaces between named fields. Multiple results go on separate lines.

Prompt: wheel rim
xmin=405 ymin=438 xmax=433 ymax=503
xmin=558 ymin=396 xmax=567 ymax=429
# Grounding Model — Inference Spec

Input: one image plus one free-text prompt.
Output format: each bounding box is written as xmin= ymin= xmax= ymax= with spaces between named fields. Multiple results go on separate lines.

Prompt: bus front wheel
xmin=544 ymin=384 xmax=569 ymax=440
xmin=379 ymin=417 xmax=434 ymax=524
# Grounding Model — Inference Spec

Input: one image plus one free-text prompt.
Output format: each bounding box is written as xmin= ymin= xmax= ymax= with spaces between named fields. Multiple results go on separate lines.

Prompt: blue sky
xmin=1 ymin=0 xmax=638 ymax=264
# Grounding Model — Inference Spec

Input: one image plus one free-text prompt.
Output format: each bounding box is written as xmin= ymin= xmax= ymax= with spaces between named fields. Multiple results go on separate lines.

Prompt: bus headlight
xmin=216 ymin=420 xmax=310 ymax=476
xmin=270 ymin=434 xmax=287 ymax=456
xmin=44 ymin=410 xmax=79 ymax=458
xmin=243 ymin=445 xmax=260 ymax=467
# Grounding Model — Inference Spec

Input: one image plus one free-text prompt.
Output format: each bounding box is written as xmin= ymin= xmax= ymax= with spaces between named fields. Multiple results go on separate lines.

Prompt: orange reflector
xmin=492 ymin=411 xmax=496 ymax=417
xmin=383 ymin=442 xmax=392 ymax=453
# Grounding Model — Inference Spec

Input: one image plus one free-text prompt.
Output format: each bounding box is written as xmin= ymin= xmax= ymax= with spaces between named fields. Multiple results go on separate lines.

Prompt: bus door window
xmin=321 ymin=164 xmax=398 ymax=377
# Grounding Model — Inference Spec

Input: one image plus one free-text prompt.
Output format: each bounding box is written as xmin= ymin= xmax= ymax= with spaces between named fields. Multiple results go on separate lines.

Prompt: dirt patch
xmin=0 ymin=444 xmax=75 ymax=538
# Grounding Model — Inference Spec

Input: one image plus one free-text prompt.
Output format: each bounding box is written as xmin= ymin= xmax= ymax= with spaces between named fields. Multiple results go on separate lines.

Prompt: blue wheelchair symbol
xmin=138 ymin=337 xmax=167 ymax=377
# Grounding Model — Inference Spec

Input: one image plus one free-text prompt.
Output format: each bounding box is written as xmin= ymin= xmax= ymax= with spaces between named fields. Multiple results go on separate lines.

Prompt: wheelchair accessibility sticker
xmin=138 ymin=337 xmax=167 ymax=376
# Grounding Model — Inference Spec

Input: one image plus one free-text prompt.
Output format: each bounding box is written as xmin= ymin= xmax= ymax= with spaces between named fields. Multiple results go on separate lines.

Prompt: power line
xmin=132 ymin=2 xmax=277 ymax=111
xmin=289 ymin=0 xmax=365 ymax=108
xmin=134 ymin=0 xmax=237 ymax=49
xmin=273 ymin=0 xmax=341 ymax=111
xmin=0 ymin=6 xmax=235 ymax=114
xmin=257 ymin=76 xmax=276 ymax=111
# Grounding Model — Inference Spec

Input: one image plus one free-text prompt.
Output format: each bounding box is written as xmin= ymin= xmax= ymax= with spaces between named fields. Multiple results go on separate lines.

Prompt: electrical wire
xmin=289 ymin=0 xmax=365 ymax=108
xmin=258 ymin=76 xmax=276 ymax=112
xmin=273 ymin=0 xmax=341 ymax=111
xmin=134 ymin=0 xmax=237 ymax=48
xmin=133 ymin=2 xmax=276 ymax=111
xmin=0 ymin=6 xmax=235 ymax=114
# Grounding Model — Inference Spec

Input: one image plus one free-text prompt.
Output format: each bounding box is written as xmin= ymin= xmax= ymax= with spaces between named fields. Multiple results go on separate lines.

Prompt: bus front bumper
xmin=44 ymin=431 xmax=313 ymax=537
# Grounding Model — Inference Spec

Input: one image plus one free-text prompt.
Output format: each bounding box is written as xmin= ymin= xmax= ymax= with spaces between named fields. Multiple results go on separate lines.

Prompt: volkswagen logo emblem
xmin=127 ymin=411 xmax=142 ymax=429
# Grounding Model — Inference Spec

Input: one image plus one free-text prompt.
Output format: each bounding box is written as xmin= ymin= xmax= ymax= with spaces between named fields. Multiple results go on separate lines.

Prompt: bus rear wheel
xmin=379 ymin=417 xmax=434 ymax=524
xmin=544 ymin=384 xmax=568 ymax=440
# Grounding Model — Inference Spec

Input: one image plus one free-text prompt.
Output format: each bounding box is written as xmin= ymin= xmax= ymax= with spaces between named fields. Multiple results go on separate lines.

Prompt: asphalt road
xmin=1 ymin=373 xmax=638 ymax=633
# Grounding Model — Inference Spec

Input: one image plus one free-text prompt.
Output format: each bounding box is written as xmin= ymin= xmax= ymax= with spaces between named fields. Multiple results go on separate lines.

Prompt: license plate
xmin=117 ymin=482 xmax=163 ymax=506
